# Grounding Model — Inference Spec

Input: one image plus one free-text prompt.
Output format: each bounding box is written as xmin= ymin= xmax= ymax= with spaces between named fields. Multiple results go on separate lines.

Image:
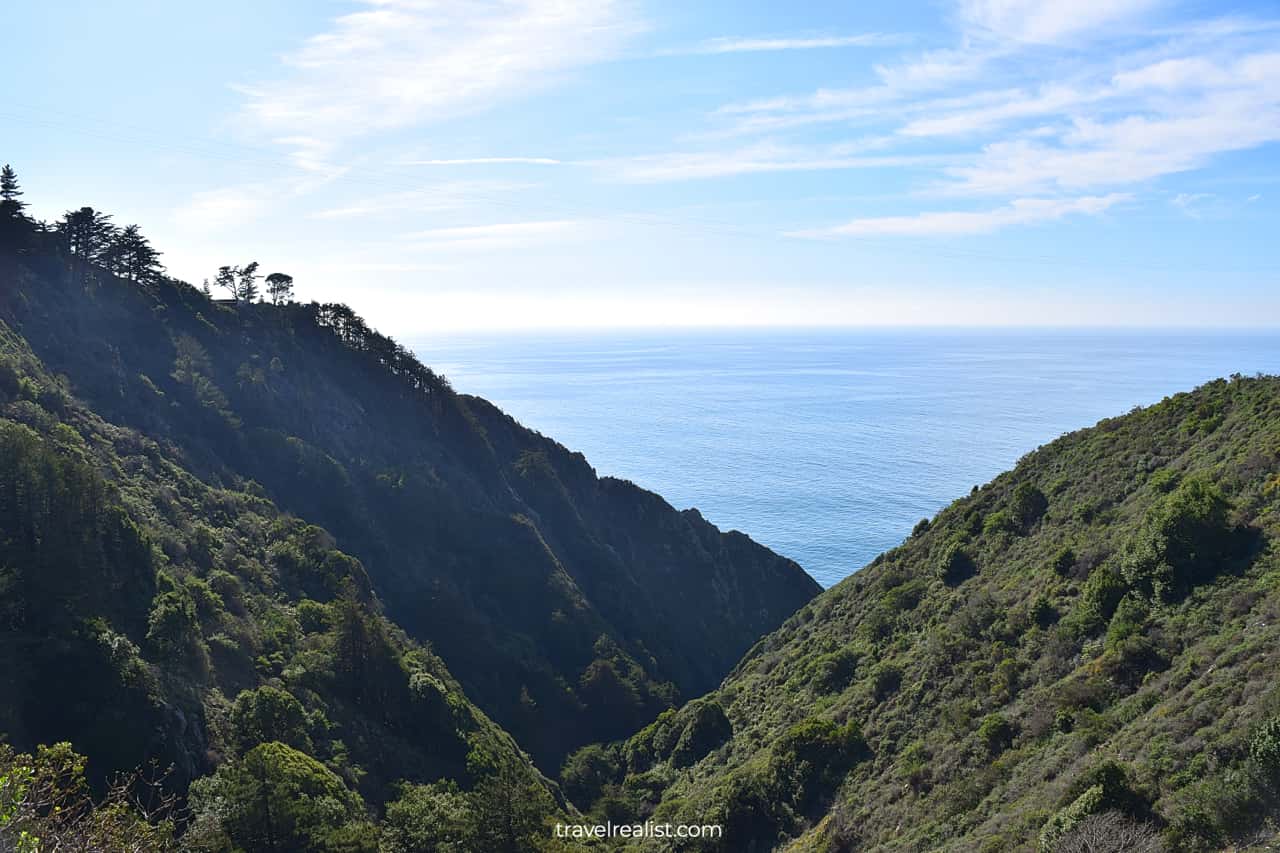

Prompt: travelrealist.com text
xmin=554 ymin=821 xmax=724 ymax=840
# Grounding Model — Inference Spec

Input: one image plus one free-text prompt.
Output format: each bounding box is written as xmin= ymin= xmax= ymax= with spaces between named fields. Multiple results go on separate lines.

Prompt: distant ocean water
xmin=413 ymin=329 xmax=1280 ymax=588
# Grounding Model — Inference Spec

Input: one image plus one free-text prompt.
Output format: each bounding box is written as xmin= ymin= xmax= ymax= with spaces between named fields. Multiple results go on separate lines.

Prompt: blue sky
xmin=6 ymin=0 xmax=1280 ymax=333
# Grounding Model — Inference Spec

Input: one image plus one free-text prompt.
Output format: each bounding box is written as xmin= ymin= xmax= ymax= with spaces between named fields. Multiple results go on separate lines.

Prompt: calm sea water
xmin=412 ymin=329 xmax=1280 ymax=588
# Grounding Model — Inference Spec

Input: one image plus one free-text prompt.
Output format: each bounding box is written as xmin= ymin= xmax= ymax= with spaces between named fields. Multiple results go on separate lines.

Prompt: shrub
xmin=939 ymin=543 xmax=978 ymax=586
xmin=1050 ymin=547 xmax=1077 ymax=577
xmin=1011 ymin=482 xmax=1048 ymax=530
xmin=872 ymin=663 xmax=903 ymax=701
xmin=977 ymin=714 xmax=1016 ymax=756
xmin=188 ymin=742 xmax=371 ymax=853
xmin=670 ymin=701 xmax=733 ymax=768
xmin=1249 ymin=715 xmax=1280 ymax=787
xmin=1053 ymin=811 xmax=1163 ymax=853
xmin=1105 ymin=595 xmax=1148 ymax=651
xmin=1070 ymin=564 xmax=1126 ymax=636
xmin=1120 ymin=477 xmax=1237 ymax=600
xmin=229 ymin=687 xmax=312 ymax=755
xmin=808 ymin=648 xmax=860 ymax=693
xmin=560 ymin=744 xmax=623 ymax=808
xmin=1031 ymin=595 xmax=1058 ymax=628
xmin=380 ymin=780 xmax=473 ymax=853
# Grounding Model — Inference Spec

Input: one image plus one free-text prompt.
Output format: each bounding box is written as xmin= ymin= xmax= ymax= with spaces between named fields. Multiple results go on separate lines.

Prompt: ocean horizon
xmin=414 ymin=327 xmax=1280 ymax=587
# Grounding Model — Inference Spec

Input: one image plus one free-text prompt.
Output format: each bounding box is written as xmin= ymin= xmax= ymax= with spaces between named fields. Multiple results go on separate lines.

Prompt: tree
xmin=0 ymin=165 xmax=25 ymax=218
xmin=237 ymin=261 xmax=261 ymax=303
xmin=0 ymin=742 xmax=177 ymax=852
xmin=380 ymin=781 xmax=474 ymax=853
xmin=265 ymin=272 xmax=295 ymax=305
xmin=0 ymin=165 xmax=31 ymax=249
xmin=469 ymin=763 xmax=552 ymax=853
xmin=215 ymin=266 xmax=237 ymax=300
xmin=187 ymin=742 xmax=371 ymax=853
xmin=57 ymin=207 xmax=116 ymax=268
xmin=229 ymin=687 xmax=312 ymax=755
xmin=201 ymin=278 xmax=212 ymax=297
xmin=110 ymin=225 xmax=164 ymax=286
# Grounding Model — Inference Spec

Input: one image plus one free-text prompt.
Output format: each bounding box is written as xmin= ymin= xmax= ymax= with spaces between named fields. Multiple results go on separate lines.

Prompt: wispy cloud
xmin=1170 ymin=192 xmax=1213 ymax=219
xmin=310 ymin=180 xmax=536 ymax=220
xmin=174 ymin=185 xmax=272 ymax=232
xmin=239 ymin=0 xmax=641 ymax=147
xmin=956 ymin=0 xmax=1164 ymax=44
xmin=402 ymin=157 xmax=563 ymax=166
xmin=791 ymin=194 xmax=1129 ymax=237
xmin=601 ymin=141 xmax=949 ymax=183
xmin=404 ymin=220 xmax=588 ymax=251
xmin=661 ymin=33 xmax=907 ymax=56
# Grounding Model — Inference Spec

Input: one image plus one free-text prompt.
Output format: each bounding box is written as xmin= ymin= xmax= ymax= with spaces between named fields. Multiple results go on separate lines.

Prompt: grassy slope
xmin=583 ymin=375 xmax=1280 ymax=851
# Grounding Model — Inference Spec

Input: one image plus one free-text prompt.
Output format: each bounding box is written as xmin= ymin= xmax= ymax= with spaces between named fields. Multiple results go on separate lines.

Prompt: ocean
xmin=413 ymin=328 xmax=1280 ymax=588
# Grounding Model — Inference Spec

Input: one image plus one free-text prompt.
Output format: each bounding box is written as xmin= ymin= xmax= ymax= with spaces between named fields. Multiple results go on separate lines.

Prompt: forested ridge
xmin=0 ymin=165 xmax=816 ymax=851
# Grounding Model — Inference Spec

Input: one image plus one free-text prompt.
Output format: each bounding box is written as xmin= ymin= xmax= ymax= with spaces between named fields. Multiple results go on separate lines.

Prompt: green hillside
xmin=565 ymin=375 xmax=1280 ymax=851
xmin=0 ymin=170 xmax=815 ymax=850
xmin=0 ymin=176 xmax=817 ymax=774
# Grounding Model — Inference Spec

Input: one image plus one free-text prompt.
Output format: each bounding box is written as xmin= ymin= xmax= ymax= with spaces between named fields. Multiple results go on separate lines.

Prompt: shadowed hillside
xmin=0 ymin=194 xmax=817 ymax=772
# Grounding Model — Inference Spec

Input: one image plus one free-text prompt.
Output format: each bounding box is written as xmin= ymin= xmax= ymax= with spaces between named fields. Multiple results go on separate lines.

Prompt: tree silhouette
xmin=106 ymin=225 xmax=164 ymax=286
xmin=0 ymin=165 xmax=25 ymax=218
xmin=57 ymin=207 xmax=115 ymax=264
xmin=215 ymin=266 xmax=237 ymax=300
xmin=265 ymin=272 xmax=294 ymax=305
xmin=236 ymin=261 xmax=260 ymax=302
xmin=0 ymin=164 xmax=31 ymax=248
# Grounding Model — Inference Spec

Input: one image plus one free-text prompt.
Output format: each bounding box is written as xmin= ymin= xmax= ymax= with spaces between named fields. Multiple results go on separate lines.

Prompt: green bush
xmin=560 ymin=743 xmax=623 ymax=807
xmin=977 ymin=713 xmax=1016 ymax=756
xmin=1011 ymin=483 xmax=1049 ymax=530
xmin=1050 ymin=547 xmax=1076 ymax=577
xmin=670 ymin=700 xmax=733 ymax=768
xmin=1120 ymin=477 xmax=1237 ymax=600
xmin=380 ymin=780 xmax=473 ymax=853
xmin=808 ymin=648 xmax=860 ymax=693
xmin=1249 ymin=715 xmax=1280 ymax=787
xmin=189 ymin=742 xmax=372 ymax=853
xmin=229 ymin=687 xmax=312 ymax=755
xmin=939 ymin=543 xmax=978 ymax=586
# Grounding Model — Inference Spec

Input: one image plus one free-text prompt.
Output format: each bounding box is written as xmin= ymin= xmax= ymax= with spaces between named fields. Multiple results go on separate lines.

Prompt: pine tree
xmin=56 ymin=207 xmax=116 ymax=281
xmin=0 ymin=165 xmax=25 ymax=218
xmin=111 ymin=225 xmax=164 ymax=285
xmin=236 ymin=261 xmax=260 ymax=302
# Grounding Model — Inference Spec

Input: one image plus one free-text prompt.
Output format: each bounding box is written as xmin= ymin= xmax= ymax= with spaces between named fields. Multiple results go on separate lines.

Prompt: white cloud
xmin=240 ymin=0 xmax=641 ymax=146
xmin=791 ymin=194 xmax=1129 ymax=237
xmin=174 ymin=185 xmax=272 ymax=232
xmin=404 ymin=219 xmax=588 ymax=251
xmin=402 ymin=157 xmax=563 ymax=166
xmin=601 ymin=141 xmax=949 ymax=183
xmin=311 ymin=180 xmax=535 ymax=220
xmin=956 ymin=0 xmax=1163 ymax=44
xmin=1170 ymin=192 xmax=1213 ymax=218
xmin=665 ymin=33 xmax=906 ymax=55
xmin=898 ymin=84 xmax=1094 ymax=137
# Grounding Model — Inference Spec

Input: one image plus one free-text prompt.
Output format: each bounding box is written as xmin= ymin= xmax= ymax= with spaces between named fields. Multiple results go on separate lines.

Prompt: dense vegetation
xmin=563 ymin=375 xmax=1280 ymax=850
xmin=0 ymin=165 xmax=817 ymax=775
xmin=5 ymin=162 xmax=1277 ymax=851
xmin=0 ymin=167 xmax=815 ymax=850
